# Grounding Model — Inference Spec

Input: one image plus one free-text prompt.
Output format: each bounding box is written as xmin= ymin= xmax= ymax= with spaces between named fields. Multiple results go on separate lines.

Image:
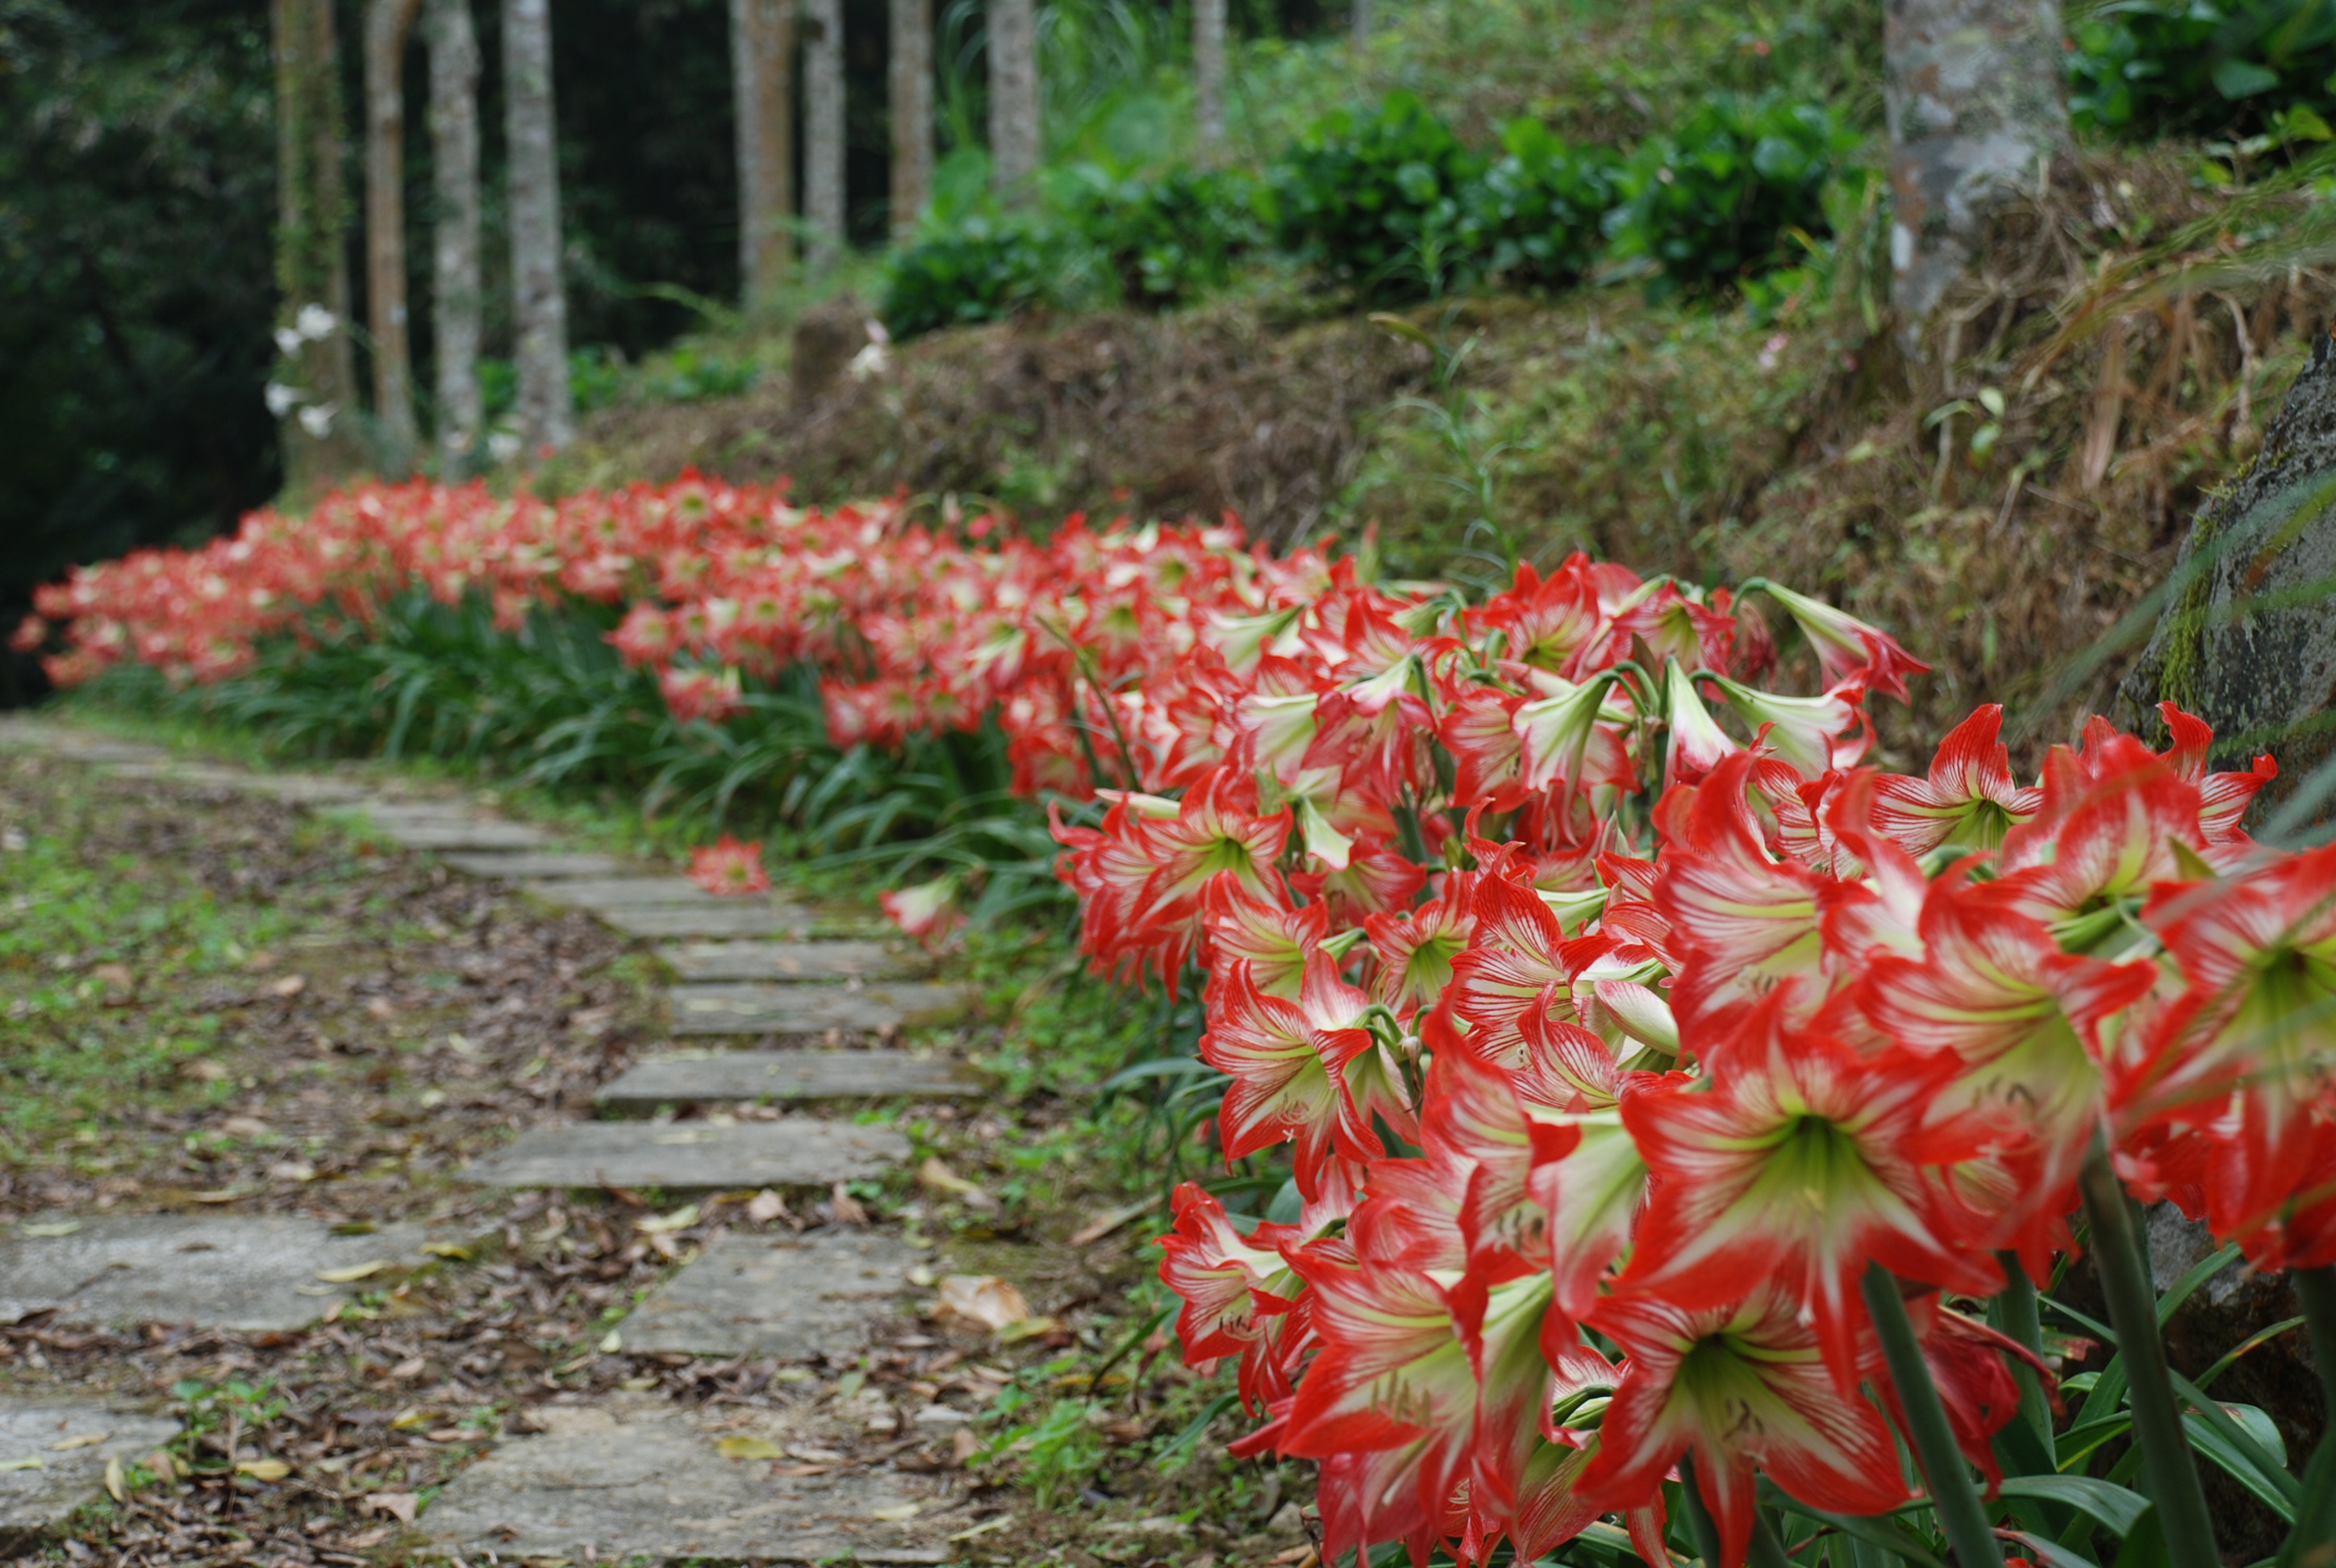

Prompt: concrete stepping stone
xmin=519 ymin=876 xmax=753 ymax=911
xmin=598 ymin=1051 xmax=984 ymax=1110
xmin=419 ymin=1396 xmax=942 ymax=1564
xmin=0 ymin=1216 xmax=453 ymax=1332
xmin=617 ymin=1228 xmax=920 ymax=1359
xmin=659 ymin=938 xmax=925 ymax=983
xmin=669 ymin=982 xmax=973 ymax=1036
xmin=363 ymin=818 xmax=553 ymax=851
xmin=599 ymin=903 xmax=835 ymax=940
xmin=0 ymin=1401 xmax=181 ymax=1552
xmin=440 ymin=849 xmax=636 ymax=879
xmin=462 ymin=1119 xmax=908 ymax=1190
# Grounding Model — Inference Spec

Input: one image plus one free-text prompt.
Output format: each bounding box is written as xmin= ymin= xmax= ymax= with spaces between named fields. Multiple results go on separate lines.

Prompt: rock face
xmin=2118 ymin=321 xmax=2336 ymax=807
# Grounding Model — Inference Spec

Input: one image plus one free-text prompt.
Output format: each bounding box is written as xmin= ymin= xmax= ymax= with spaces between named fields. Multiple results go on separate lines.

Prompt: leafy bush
xmin=878 ymin=213 xmax=1068 ymax=339
xmin=1458 ymin=119 xmax=1621 ymax=290
xmin=1603 ymin=93 xmax=1850 ymax=295
xmin=1269 ymin=92 xmax=1488 ymax=302
xmin=2067 ymin=0 xmax=2336 ymax=136
xmin=1065 ymin=165 xmax=1264 ymax=309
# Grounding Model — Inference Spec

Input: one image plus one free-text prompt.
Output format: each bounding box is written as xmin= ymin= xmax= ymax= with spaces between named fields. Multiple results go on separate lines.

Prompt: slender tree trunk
xmin=803 ymin=0 xmax=847 ymax=269
xmin=1194 ymin=0 xmax=1225 ymax=148
xmin=271 ymin=0 xmax=366 ymax=500
xmin=889 ymin=0 xmax=933 ymax=239
xmin=732 ymin=0 xmax=795 ymax=313
xmin=987 ymin=0 xmax=1040 ymax=202
xmin=428 ymin=0 xmax=483 ymax=473
xmin=502 ymin=0 xmax=572 ymax=452
xmin=1883 ymin=0 xmax=2069 ymax=341
xmin=1350 ymin=0 xmax=1372 ymax=48
xmin=365 ymin=0 xmax=423 ymax=473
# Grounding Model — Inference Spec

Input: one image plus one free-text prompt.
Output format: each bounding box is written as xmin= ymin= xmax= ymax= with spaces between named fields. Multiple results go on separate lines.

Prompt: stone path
xmin=0 ymin=1403 xmax=180 ymax=1553
xmin=0 ymin=716 xmax=984 ymax=1558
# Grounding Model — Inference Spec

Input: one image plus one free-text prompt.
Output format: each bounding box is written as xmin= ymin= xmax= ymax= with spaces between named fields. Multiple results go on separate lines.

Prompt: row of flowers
xmin=21 ymin=477 xmax=2327 ymax=1568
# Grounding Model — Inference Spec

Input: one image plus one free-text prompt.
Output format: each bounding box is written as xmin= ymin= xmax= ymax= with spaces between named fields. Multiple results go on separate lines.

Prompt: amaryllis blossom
xmin=687 ymin=836 xmax=770 ymax=895
xmin=878 ymin=876 xmax=962 ymax=944
xmin=49 ymin=472 xmax=2336 ymax=1568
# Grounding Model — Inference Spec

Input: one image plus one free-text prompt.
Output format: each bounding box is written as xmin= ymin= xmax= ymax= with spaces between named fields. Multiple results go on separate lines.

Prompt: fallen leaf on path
xmin=1068 ymin=1200 xmax=1153 ymax=1246
xmin=916 ymin=1157 xmax=998 ymax=1212
xmin=636 ymin=1203 xmax=698 ymax=1234
xmin=340 ymin=1528 xmax=388 ymax=1549
xmin=949 ymin=1428 xmax=982 ymax=1466
xmin=315 ymin=1260 xmax=390 ymax=1283
xmin=47 ymin=1433 xmax=109 ymax=1450
xmin=420 ymin=1241 xmax=469 ymax=1259
xmin=367 ymin=1491 xmax=419 ymax=1524
xmin=995 ymin=1315 xmax=1063 ymax=1344
xmin=1270 ymin=1549 xmax=1320 ymax=1568
xmin=102 ymin=1456 xmax=124 ymax=1502
xmin=0 ymin=1456 xmax=43 ymax=1472
xmin=387 ymin=1409 xmax=429 ymax=1431
xmin=715 ymin=1437 xmax=783 ymax=1461
xmin=190 ymin=1186 xmax=252 ymax=1203
xmin=90 ymin=962 xmax=133 ymax=990
xmin=744 ymin=1188 xmax=789 ymax=1224
xmin=269 ymin=974 xmax=307 ymax=998
xmin=828 ymin=1182 xmax=870 ymax=1225
xmin=267 ymin=1161 xmax=317 ymax=1182
xmin=219 ymin=1116 xmax=271 ymax=1139
xmin=771 ymin=1462 xmax=831 ymax=1477
xmin=935 ymin=1274 xmax=1032 ymax=1332
xmin=233 ymin=1458 xmax=290 ymax=1482
xmin=871 ymin=1503 xmax=922 ymax=1523
xmin=19 ymin=1221 xmax=81 ymax=1238
xmin=386 ymin=1357 xmax=427 ymax=1379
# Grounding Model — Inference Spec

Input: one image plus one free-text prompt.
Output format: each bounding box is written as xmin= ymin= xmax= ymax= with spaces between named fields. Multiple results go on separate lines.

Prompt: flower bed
xmin=21 ymin=476 xmax=2331 ymax=1568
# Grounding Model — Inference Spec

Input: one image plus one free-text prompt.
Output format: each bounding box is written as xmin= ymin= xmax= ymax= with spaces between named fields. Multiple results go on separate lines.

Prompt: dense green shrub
xmin=1269 ymin=93 xmax=1488 ymax=302
xmin=878 ymin=214 xmax=1068 ymax=339
xmin=1066 ymin=166 xmax=1265 ymax=309
xmin=2067 ymin=0 xmax=2336 ymax=137
xmin=1458 ymin=119 xmax=1621 ymax=290
xmin=1602 ymin=94 xmax=1850 ymax=296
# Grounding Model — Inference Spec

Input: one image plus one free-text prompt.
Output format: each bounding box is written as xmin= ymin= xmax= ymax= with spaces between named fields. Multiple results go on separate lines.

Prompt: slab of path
xmin=658 ymin=938 xmax=926 ymax=982
xmin=462 ymin=1120 xmax=909 ymax=1190
xmin=419 ymin=1395 xmax=944 ymax=1563
xmin=596 ymin=902 xmax=838 ymax=940
xmin=618 ymin=1228 xmax=921 ymax=1359
xmin=0 ymin=1216 xmax=457 ymax=1332
xmin=440 ymin=849 xmax=637 ymax=879
xmin=599 ymin=1050 xmax=984 ymax=1109
xmin=519 ymin=875 xmax=774 ymax=911
xmin=669 ymin=981 xmax=973 ymax=1036
xmin=0 ymin=1402 xmax=181 ymax=1552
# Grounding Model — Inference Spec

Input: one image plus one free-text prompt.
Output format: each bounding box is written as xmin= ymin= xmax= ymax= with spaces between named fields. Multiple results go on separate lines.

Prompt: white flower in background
xmin=296 ymin=402 xmax=337 ymax=438
xmin=295 ymin=303 xmax=338 ymax=341
xmin=273 ymin=327 xmax=305 ymax=359
xmin=264 ymin=381 xmax=306 ymax=418
xmin=848 ymin=317 xmax=893 ymax=382
xmin=487 ymin=428 xmax=523 ymax=465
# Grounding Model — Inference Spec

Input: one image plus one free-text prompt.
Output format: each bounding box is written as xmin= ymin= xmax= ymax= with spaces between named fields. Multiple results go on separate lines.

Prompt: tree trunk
xmin=732 ymin=0 xmax=795 ymax=313
xmin=427 ymin=0 xmax=483 ymax=474
xmin=365 ymin=0 xmax=423 ymax=473
xmin=1883 ymin=0 xmax=2069 ymax=340
xmin=1194 ymin=0 xmax=1225 ymax=148
xmin=502 ymin=0 xmax=572 ymax=453
xmin=987 ymin=0 xmax=1040 ymax=202
xmin=889 ymin=0 xmax=933 ymax=239
xmin=1350 ymin=0 xmax=1372 ymax=48
xmin=803 ymin=0 xmax=847 ymax=270
xmin=271 ymin=0 xmax=366 ymax=500
xmin=2117 ymin=327 xmax=2336 ymax=818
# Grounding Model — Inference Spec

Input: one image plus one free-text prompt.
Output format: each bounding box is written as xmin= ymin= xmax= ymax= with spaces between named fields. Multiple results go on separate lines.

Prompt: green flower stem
xmin=1677 ymin=1452 xmax=1727 ymax=1568
xmin=1862 ymin=1262 xmax=2003 ymax=1568
xmin=2076 ymin=1139 xmax=2220 ymax=1568
xmin=2296 ymin=1266 xmax=2336 ymax=1416
xmin=1992 ymin=1249 xmax=2055 ymax=1453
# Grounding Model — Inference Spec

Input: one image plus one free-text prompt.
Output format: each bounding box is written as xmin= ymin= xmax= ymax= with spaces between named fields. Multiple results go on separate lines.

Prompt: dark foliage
xmin=1268 ymin=91 xmax=1486 ymax=302
xmin=2067 ymin=0 xmax=2336 ymax=139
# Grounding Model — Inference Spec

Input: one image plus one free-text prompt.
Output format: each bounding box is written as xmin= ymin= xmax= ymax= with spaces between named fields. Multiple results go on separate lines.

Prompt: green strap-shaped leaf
xmin=1998 ymin=1476 xmax=2151 ymax=1538
xmin=1762 ymin=1496 xmax=1949 ymax=1568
